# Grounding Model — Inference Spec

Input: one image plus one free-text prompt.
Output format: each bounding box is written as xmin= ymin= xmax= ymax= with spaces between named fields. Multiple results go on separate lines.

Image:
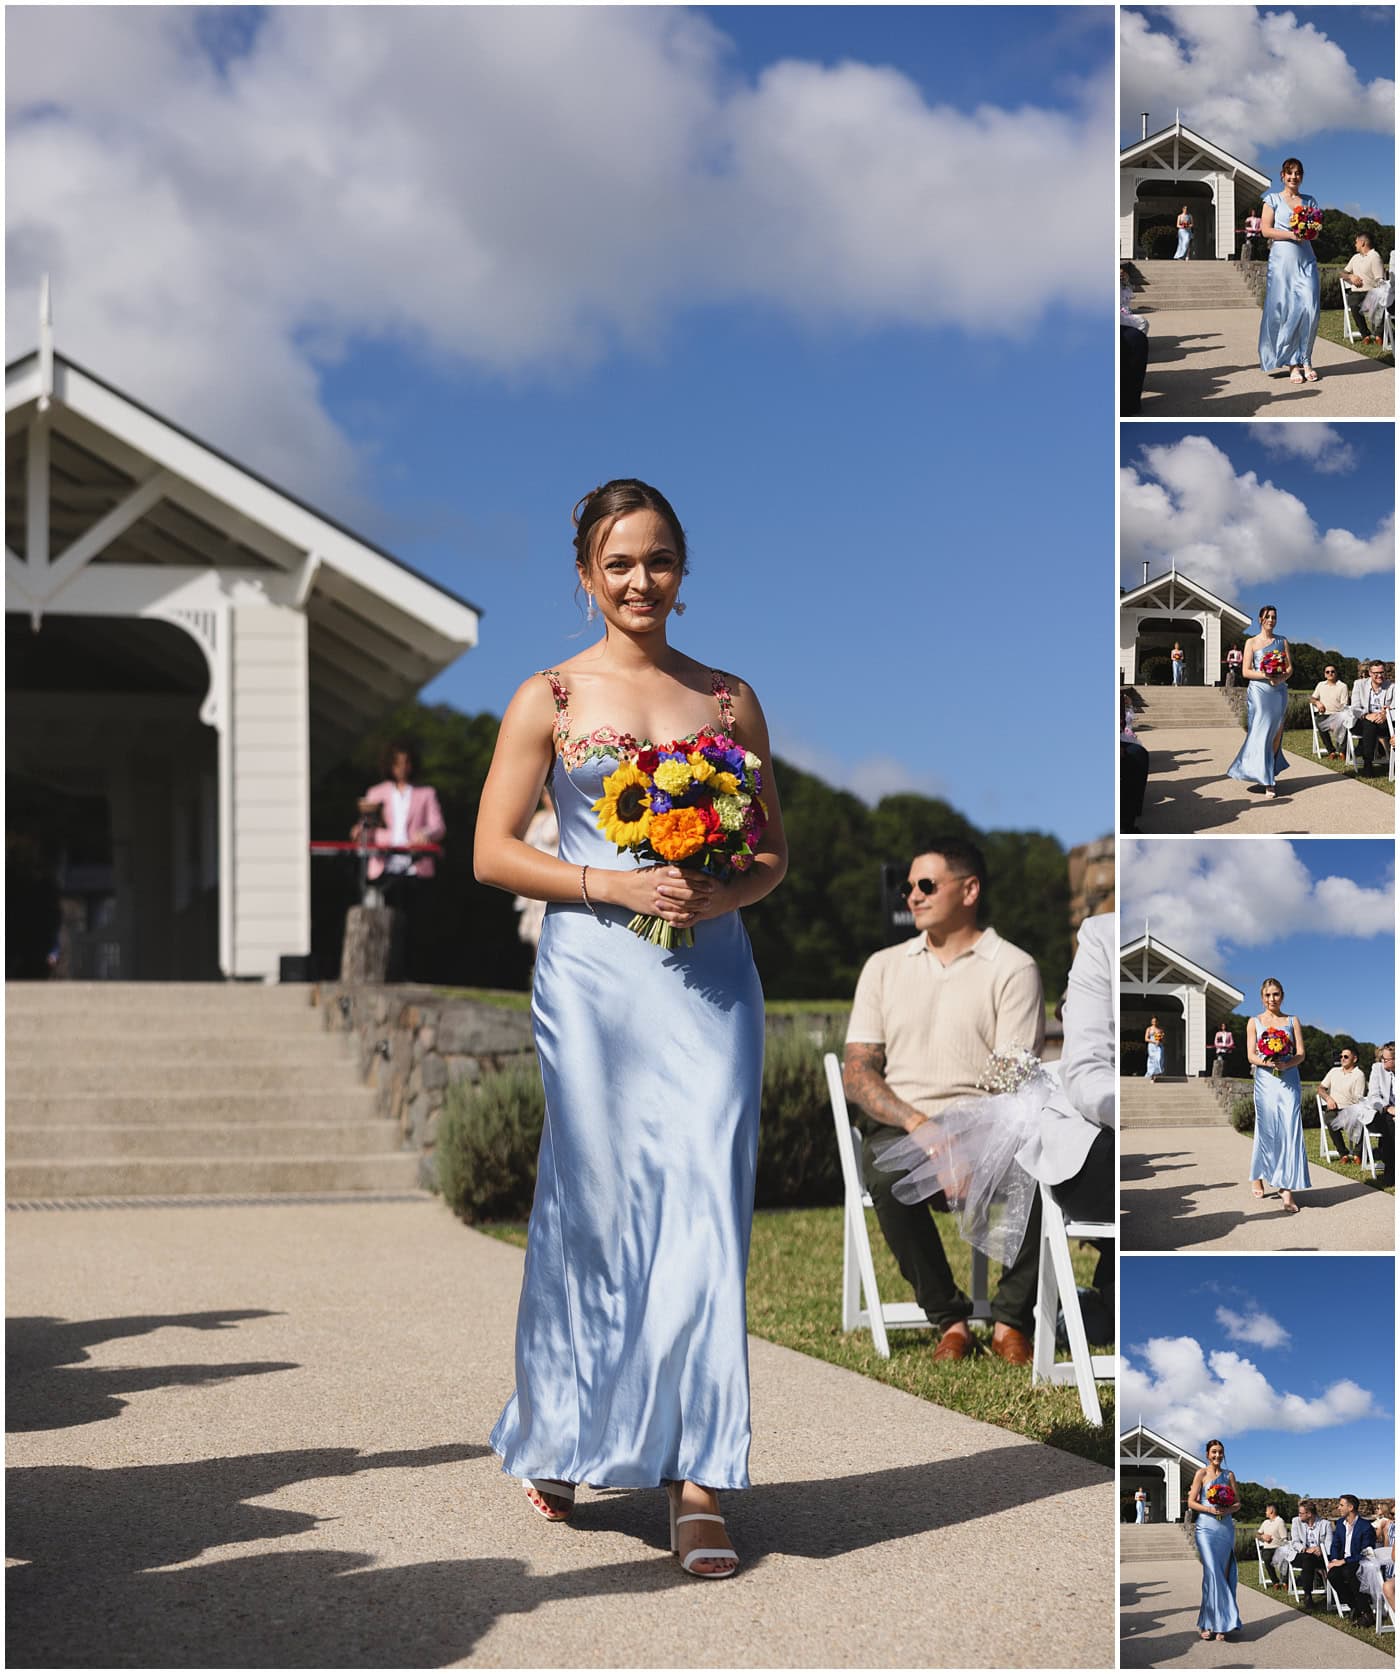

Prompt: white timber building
xmin=1120 ymin=117 xmax=1271 ymax=262
xmin=1120 ymin=931 xmax=1245 ymax=1079
xmin=6 ymin=328 xmax=479 ymax=981
xmin=1120 ymin=566 xmax=1251 ymax=689
xmin=1121 ymin=1422 xmax=1207 ymax=1523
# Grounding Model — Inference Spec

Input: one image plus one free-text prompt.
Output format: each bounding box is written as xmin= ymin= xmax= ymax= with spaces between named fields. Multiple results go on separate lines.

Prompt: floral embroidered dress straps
xmin=538 ymin=668 xmax=573 ymax=760
xmin=711 ymin=669 xmax=737 ymax=733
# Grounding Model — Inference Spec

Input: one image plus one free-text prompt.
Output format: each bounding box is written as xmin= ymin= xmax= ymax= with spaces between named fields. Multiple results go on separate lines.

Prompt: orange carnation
xmin=649 ymin=807 xmax=708 ymax=861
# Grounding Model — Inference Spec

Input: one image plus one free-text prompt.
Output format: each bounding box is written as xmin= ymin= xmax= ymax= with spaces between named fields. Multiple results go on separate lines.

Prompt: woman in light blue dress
xmin=1190 ymin=1441 xmax=1241 ymax=1640
xmin=1135 ymin=1488 xmax=1148 ymax=1524
xmin=1258 ymin=158 xmax=1320 ymax=381
xmin=1227 ymin=606 xmax=1291 ymax=797
xmin=1144 ymin=1019 xmax=1165 ymax=1078
xmin=474 ymin=479 xmax=788 ymax=1580
xmin=1248 ymin=978 xmax=1309 ymax=1214
xmin=1174 ymin=207 xmax=1193 ymax=260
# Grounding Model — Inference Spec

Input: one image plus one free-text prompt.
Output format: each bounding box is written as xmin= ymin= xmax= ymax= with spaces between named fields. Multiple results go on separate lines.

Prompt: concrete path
xmin=5 ymin=1197 xmax=1115 ymax=1669
xmin=1134 ymin=728 xmax=1394 ymax=835
xmin=1122 ymin=1126 xmax=1395 ymax=1252
xmin=1136 ymin=309 xmax=1394 ymax=418
xmin=1121 ymin=1558 xmax=1392 ymax=1668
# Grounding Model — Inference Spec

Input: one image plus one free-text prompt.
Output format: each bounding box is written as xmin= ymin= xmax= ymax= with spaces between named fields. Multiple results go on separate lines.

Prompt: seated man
xmin=843 ymin=838 xmax=1044 ymax=1365
xmin=1342 ymin=233 xmax=1388 ymax=340
xmin=1014 ymin=911 xmax=1114 ymax=1314
xmin=1327 ymin=1495 xmax=1378 ymax=1626
xmin=1257 ymin=1503 xmax=1288 ymax=1584
xmin=1371 ymin=1042 xmax=1395 ymax=1188
xmin=1310 ymin=663 xmax=1351 ymax=757
xmin=1121 ymin=697 xmax=1149 ymax=833
xmin=1349 ymin=661 xmax=1395 ymax=776
xmin=1319 ymin=1047 xmax=1369 ymax=1159
xmin=1281 ymin=1499 xmax=1333 ymax=1607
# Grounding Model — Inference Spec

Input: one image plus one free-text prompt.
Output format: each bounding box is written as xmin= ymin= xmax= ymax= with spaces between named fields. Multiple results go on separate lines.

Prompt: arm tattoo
xmin=842 ymin=1042 xmax=924 ymax=1131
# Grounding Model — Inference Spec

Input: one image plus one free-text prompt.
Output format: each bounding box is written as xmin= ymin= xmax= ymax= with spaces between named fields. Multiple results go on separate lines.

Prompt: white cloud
xmin=6 ymin=6 xmax=1110 ymax=508
xmin=1248 ymin=424 xmax=1357 ymax=476
xmin=1122 ymin=6 xmax=1394 ymax=164
xmin=1120 ymin=1335 xmax=1381 ymax=1445
xmin=1120 ymin=435 xmax=1394 ymax=601
xmin=1215 ymin=1305 xmax=1290 ymax=1350
xmin=773 ymin=731 xmax=939 ymax=806
xmin=1121 ymin=838 xmax=1394 ymax=967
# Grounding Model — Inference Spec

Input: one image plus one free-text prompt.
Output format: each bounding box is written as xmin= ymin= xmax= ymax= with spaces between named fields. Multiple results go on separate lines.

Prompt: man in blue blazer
xmin=1326 ymin=1495 xmax=1377 ymax=1626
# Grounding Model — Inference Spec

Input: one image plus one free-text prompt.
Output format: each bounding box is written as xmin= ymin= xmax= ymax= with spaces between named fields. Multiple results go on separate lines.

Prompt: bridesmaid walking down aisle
xmin=473 ymin=479 xmax=788 ymax=1580
xmin=1247 ymin=980 xmax=1310 ymax=1214
xmin=1258 ymin=158 xmax=1321 ymax=382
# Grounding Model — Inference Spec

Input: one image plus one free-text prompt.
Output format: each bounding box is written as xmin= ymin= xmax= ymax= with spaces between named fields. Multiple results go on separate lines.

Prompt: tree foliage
xmin=311 ymin=701 xmax=1080 ymax=999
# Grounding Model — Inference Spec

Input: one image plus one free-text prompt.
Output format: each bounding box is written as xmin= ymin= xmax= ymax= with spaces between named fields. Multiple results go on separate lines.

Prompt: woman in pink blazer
xmin=351 ymin=743 xmax=446 ymax=976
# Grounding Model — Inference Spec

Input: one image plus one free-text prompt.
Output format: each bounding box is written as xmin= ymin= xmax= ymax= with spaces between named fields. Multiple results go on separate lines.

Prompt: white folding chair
xmin=1030 ymin=1182 xmax=1114 ymax=1427
xmin=824 ymin=1053 xmax=988 ymax=1358
xmin=1384 ymin=252 xmax=1397 ymax=351
xmin=1284 ymin=1557 xmax=1306 ymax=1602
xmin=1341 ymin=280 xmax=1364 ymax=344
xmin=1309 ymin=707 xmax=1328 ymax=759
xmin=1325 ymin=1571 xmax=1353 ymax=1618
xmin=1254 ymin=1540 xmax=1281 ymax=1588
xmin=1360 ymin=1114 xmax=1381 ymax=1180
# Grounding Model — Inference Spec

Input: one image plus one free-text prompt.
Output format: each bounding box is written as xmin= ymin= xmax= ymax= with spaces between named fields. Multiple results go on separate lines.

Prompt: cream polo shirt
xmin=845 ymin=926 xmax=1045 ymax=1121
xmin=1320 ymin=1065 xmax=1366 ymax=1106
xmin=1345 ymin=249 xmax=1385 ymax=289
xmin=1312 ymin=679 xmax=1349 ymax=715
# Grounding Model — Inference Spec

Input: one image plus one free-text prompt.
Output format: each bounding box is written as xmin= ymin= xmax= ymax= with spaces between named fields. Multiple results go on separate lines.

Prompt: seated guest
xmin=1281 ymin=1500 xmax=1333 ymax=1607
xmin=1121 ymin=696 xmax=1149 ymax=832
xmin=1014 ymin=912 xmax=1115 ymax=1314
xmin=1342 ymin=233 xmax=1388 ymax=340
xmin=1327 ymin=1495 xmax=1378 ymax=1627
xmin=1371 ymin=1042 xmax=1395 ymax=1188
xmin=1257 ymin=1503 xmax=1288 ymax=1584
xmin=1120 ymin=274 xmax=1150 ymax=415
xmin=1319 ymin=1047 xmax=1369 ymax=1159
xmin=843 ymin=839 xmax=1044 ymax=1365
xmin=1349 ymin=661 xmax=1395 ymax=777
xmin=1310 ymin=663 xmax=1351 ymax=757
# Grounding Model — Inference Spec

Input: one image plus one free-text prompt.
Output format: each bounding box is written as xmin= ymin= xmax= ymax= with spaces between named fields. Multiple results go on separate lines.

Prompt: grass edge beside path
xmin=483 ymin=1205 xmax=1114 ymax=1470
xmin=1316 ymin=310 xmax=1395 ymax=367
xmin=1280 ymin=731 xmax=1396 ymax=798
xmin=1237 ymin=1566 xmax=1390 ymax=1655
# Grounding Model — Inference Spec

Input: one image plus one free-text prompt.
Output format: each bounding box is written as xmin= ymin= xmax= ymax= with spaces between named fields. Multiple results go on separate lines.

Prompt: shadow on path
xmin=6 ymin=1311 xmax=290 ymax=1432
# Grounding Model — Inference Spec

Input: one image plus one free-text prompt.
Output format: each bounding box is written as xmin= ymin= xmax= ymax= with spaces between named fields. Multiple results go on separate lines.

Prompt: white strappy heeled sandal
xmin=523 ymin=1478 xmax=575 ymax=1521
xmin=667 ymin=1485 xmax=739 ymax=1579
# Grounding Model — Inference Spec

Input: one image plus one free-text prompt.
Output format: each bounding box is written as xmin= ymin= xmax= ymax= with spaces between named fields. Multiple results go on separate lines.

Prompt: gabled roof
xmin=1120 ymin=1421 xmax=1209 ymax=1471
xmin=1120 ymin=931 xmax=1245 ymax=1008
xmin=1121 ymin=119 xmax=1270 ymax=191
xmin=1121 ymin=567 xmax=1251 ymax=626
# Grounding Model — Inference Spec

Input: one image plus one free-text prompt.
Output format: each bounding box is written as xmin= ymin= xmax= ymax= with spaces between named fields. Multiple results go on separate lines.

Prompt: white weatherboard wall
xmin=231 ymin=605 xmax=310 ymax=976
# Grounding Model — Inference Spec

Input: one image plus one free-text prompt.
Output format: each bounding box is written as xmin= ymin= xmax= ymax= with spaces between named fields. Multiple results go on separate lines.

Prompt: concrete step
xmin=6 ymin=1061 xmax=354 ymax=1096
xmin=6 ymin=1153 xmax=423 ymax=1199
xmin=7 ymin=1090 xmax=379 ymax=1125
xmin=7 ymin=1020 xmax=328 ymax=1048
xmin=6 ymin=1120 xmax=400 ymax=1161
xmin=5 ymin=982 xmax=321 ymax=1016
xmin=1121 ymin=1526 xmax=1190 ymax=1558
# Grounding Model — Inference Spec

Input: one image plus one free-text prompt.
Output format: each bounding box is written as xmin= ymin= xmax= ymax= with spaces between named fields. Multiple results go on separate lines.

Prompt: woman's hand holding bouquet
xmin=1256 ymin=1026 xmax=1292 ymax=1077
xmin=1258 ymin=648 xmax=1285 ymax=683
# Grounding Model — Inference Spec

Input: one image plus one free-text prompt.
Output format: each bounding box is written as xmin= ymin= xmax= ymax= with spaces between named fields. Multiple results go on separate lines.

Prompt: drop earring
xmin=586 ymin=593 xmax=597 ymax=622
xmin=673 ymin=599 xmax=687 ymax=616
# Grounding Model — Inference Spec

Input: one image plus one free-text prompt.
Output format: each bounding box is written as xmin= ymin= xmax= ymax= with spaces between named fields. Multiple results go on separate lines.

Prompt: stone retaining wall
xmin=321 ymin=986 xmax=536 ymax=1187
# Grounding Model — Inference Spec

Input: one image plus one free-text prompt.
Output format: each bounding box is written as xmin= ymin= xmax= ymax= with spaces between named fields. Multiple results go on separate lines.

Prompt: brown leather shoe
xmin=989 ymin=1324 xmax=1033 ymax=1365
xmin=932 ymin=1327 xmax=971 ymax=1362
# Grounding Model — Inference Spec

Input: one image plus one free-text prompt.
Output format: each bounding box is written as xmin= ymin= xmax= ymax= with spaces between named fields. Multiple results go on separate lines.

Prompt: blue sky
xmin=1121 ymin=838 xmax=1395 ymax=1043
xmin=1121 ymin=1256 xmax=1394 ymax=1498
xmin=5 ymin=6 xmax=1115 ymax=849
xmin=1120 ymin=424 xmax=1395 ymax=662
xmin=1121 ymin=7 xmax=1395 ymax=222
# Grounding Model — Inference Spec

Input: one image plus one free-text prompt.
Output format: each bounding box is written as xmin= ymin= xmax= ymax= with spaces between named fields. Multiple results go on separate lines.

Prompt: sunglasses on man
xmin=899 ymin=874 xmax=970 ymax=899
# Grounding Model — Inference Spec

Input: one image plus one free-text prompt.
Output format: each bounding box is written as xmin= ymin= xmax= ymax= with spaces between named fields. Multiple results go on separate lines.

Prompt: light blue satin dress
xmin=1259 ymin=191 xmax=1320 ymax=371
xmin=1249 ymin=1017 xmax=1310 ymax=1191
xmin=1196 ymin=1476 xmax=1242 ymax=1635
xmin=1174 ymin=219 xmax=1192 ymax=259
xmin=1135 ymin=1497 xmax=1147 ymax=1524
xmin=1227 ymin=639 xmax=1289 ymax=788
xmin=490 ymin=671 xmax=765 ymax=1491
xmin=1145 ymin=1036 xmax=1164 ymax=1076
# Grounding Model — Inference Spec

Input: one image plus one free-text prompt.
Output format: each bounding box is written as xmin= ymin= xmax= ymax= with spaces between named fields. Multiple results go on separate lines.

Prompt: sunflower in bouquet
xmin=592 ymin=732 xmax=767 ymax=948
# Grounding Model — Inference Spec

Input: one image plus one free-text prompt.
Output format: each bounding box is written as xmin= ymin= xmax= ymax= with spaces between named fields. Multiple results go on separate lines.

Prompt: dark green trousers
xmin=862 ymin=1127 xmax=1042 ymax=1333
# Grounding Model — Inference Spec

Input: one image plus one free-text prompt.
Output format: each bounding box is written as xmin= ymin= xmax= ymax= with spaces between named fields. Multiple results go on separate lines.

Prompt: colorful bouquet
xmin=1205 ymin=1482 xmax=1237 ymax=1513
xmin=1258 ymin=648 xmax=1285 ymax=679
xmin=592 ymin=732 xmax=766 ymax=948
xmin=1256 ymin=1026 xmax=1292 ymax=1077
xmin=1287 ymin=203 xmax=1323 ymax=242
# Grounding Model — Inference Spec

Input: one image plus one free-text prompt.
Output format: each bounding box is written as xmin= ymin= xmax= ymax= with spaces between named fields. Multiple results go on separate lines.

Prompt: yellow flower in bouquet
xmin=652 ymin=759 xmax=694 ymax=797
xmin=686 ymin=752 xmax=716 ymax=783
xmin=649 ymin=806 xmax=708 ymax=861
xmin=593 ymin=761 xmax=653 ymax=846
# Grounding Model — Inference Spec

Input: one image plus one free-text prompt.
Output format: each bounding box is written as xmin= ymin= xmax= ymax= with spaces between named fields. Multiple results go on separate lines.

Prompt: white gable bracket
xmin=42 ymin=469 xmax=175 ymax=602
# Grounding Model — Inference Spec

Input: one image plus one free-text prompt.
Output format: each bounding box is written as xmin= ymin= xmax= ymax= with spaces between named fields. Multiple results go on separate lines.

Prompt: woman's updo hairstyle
xmin=1261 ymin=976 xmax=1284 ymax=999
xmin=572 ymin=479 xmax=689 ymax=576
xmin=1205 ymin=1438 xmax=1226 ymax=1457
xmin=1280 ymin=157 xmax=1304 ymax=178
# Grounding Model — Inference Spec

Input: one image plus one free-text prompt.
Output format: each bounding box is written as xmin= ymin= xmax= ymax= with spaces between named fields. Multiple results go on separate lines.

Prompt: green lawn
xmin=1316 ymin=309 xmax=1394 ymax=366
xmin=1281 ymin=731 xmax=1394 ymax=797
xmin=1236 ymin=1564 xmax=1389 ymax=1654
xmin=485 ymin=1203 xmax=1114 ymax=1469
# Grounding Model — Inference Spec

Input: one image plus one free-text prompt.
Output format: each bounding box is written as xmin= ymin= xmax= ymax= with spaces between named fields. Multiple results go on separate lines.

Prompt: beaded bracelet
xmin=580 ymin=865 xmax=601 ymax=920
